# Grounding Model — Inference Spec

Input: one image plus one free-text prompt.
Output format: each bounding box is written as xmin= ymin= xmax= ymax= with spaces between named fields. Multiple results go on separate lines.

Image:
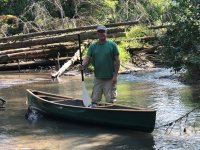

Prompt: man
xmin=81 ymin=25 xmax=120 ymax=105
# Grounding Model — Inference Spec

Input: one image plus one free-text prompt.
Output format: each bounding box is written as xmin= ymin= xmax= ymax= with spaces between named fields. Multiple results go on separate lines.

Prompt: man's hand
xmin=112 ymin=75 xmax=118 ymax=85
xmin=78 ymin=64 xmax=85 ymax=71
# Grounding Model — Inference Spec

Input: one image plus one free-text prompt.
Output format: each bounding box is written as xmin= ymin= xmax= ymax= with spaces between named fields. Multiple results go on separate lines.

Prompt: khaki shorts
xmin=91 ymin=78 xmax=117 ymax=103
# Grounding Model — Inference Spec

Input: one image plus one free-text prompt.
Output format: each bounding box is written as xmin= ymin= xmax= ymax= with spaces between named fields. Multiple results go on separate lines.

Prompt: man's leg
xmin=103 ymin=79 xmax=117 ymax=103
xmin=91 ymin=78 xmax=103 ymax=104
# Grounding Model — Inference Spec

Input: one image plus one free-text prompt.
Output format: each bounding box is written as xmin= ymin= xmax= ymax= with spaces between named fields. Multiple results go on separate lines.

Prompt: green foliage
xmin=127 ymin=25 xmax=153 ymax=38
xmin=160 ymin=0 xmax=200 ymax=78
xmin=126 ymin=24 xmax=156 ymax=48
xmin=0 ymin=0 xmax=173 ymax=30
xmin=69 ymin=0 xmax=117 ymax=25
xmin=0 ymin=0 xmax=29 ymax=16
xmin=135 ymin=0 xmax=172 ymax=23
xmin=121 ymin=40 xmax=142 ymax=50
xmin=118 ymin=42 xmax=131 ymax=64
xmin=148 ymin=0 xmax=172 ymax=22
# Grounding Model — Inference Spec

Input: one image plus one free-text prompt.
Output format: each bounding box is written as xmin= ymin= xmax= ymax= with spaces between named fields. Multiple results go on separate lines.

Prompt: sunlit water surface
xmin=0 ymin=68 xmax=199 ymax=150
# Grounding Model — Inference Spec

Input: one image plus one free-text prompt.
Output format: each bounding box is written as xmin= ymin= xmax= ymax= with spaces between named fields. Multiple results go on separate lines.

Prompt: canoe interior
xmin=32 ymin=91 xmax=150 ymax=111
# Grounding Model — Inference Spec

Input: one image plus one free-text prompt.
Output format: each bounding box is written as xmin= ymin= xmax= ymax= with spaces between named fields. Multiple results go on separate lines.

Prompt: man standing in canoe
xmin=81 ymin=25 xmax=120 ymax=106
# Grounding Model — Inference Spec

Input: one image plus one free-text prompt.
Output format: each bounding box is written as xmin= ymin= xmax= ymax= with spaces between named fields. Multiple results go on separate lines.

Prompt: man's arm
xmin=112 ymin=55 xmax=120 ymax=85
xmin=82 ymin=55 xmax=90 ymax=69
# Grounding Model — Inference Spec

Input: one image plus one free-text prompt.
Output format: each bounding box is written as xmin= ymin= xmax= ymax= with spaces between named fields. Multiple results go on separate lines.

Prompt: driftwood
xmin=0 ymin=21 xmax=139 ymax=42
xmin=51 ymin=39 xmax=90 ymax=78
xmin=0 ymin=28 xmax=125 ymax=50
xmin=51 ymin=49 xmax=81 ymax=78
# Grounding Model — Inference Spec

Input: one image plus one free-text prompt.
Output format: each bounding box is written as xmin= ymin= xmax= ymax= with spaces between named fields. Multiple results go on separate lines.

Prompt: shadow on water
xmin=2 ymin=107 xmax=155 ymax=149
xmin=23 ymin=106 xmax=155 ymax=150
xmin=25 ymin=109 xmax=155 ymax=150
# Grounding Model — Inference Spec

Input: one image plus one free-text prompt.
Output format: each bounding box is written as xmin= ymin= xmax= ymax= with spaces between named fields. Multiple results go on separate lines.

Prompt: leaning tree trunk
xmin=51 ymin=40 xmax=90 ymax=78
xmin=51 ymin=49 xmax=81 ymax=78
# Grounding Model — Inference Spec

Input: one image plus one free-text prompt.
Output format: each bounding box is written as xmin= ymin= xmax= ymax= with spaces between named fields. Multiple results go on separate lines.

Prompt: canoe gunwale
xmin=26 ymin=89 xmax=156 ymax=112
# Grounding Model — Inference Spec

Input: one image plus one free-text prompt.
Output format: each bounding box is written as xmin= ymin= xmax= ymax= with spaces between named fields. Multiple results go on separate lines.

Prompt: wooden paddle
xmin=78 ymin=34 xmax=92 ymax=107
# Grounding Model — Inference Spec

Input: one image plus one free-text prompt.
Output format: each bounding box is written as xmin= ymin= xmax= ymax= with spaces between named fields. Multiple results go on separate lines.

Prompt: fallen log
xmin=0 ymin=28 xmax=125 ymax=50
xmin=0 ymin=45 xmax=78 ymax=63
xmin=134 ymin=36 xmax=159 ymax=41
xmin=0 ymin=57 xmax=70 ymax=71
xmin=0 ymin=21 xmax=138 ymax=42
xmin=127 ymin=46 xmax=159 ymax=54
xmin=148 ymin=24 xmax=169 ymax=29
xmin=0 ymin=42 xmax=76 ymax=55
xmin=127 ymin=47 xmax=145 ymax=52
xmin=115 ymin=36 xmax=159 ymax=43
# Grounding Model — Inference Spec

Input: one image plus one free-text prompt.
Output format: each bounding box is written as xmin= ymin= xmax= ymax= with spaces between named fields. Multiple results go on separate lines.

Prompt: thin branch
xmin=155 ymin=105 xmax=200 ymax=131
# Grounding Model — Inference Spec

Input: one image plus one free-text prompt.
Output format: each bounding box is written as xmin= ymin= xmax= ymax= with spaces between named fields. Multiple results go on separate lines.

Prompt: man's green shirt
xmin=87 ymin=40 xmax=119 ymax=79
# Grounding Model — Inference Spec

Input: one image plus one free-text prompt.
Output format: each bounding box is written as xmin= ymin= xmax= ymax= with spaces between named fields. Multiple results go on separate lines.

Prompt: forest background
xmin=0 ymin=0 xmax=199 ymax=81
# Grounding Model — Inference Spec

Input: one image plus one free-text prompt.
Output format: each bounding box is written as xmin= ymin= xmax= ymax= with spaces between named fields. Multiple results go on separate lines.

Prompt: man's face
xmin=97 ymin=30 xmax=107 ymax=41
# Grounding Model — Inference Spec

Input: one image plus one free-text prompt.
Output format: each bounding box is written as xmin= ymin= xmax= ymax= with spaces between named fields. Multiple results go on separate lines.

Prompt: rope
xmin=155 ymin=105 xmax=200 ymax=129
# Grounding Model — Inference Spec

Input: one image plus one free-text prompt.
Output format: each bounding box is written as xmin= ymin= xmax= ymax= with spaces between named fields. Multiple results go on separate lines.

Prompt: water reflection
xmin=25 ymin=106 xmax=43 ymax=122
xmin=0 ymin=69 xmax=200 ymax=149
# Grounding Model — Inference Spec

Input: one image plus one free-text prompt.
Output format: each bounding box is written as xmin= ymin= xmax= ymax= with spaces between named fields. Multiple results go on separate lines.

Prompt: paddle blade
xmin=82 ymin=82 xmax=92 ymax=107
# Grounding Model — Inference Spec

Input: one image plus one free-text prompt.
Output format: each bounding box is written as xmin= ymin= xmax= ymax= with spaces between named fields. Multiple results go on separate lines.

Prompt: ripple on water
xmin=121 ymin=68 xmax=185 ymax=89
xmin=0 ymin=78 xmax=50 ymax=89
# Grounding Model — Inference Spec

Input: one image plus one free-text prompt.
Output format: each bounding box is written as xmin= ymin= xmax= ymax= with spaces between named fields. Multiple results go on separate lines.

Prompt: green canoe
xmin=26 ymin=89 xmax=156 ymax=133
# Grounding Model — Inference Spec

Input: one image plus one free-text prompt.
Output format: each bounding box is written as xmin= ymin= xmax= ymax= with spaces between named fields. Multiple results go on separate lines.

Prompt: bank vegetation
xmin=0 ymin=0 xmax=199 ymax=81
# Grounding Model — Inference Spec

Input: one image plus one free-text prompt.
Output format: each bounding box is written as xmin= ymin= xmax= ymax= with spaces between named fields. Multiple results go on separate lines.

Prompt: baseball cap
xmin=96 ymin=25 xmax=107 ymax=31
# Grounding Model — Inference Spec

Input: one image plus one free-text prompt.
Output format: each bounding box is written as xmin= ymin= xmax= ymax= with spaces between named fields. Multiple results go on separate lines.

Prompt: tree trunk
xmin=51 ymin=49 xmax=80 ymax=78
xmin=0 ymin=45 xmax=77 ymax=63
xmin=0 ymin=28 xmax=125 ymax=50
xmin=0 ymin=42 xmax=76 ymax=55
xmin=51 ymin=40 xmax=90 ymax=78
xmin=127 ymin=46 xmax=160 ymax=54
xmin=0 ymin=57 xmax=70 ymax=71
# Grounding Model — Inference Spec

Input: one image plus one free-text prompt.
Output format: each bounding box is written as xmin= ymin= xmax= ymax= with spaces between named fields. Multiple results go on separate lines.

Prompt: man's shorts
xmin=91 ymin=78 xmax=117 ymax=103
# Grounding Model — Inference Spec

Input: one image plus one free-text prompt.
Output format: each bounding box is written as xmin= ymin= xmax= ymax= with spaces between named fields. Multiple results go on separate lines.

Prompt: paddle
xmin=78 ymin=34 xmax=92 ymax=107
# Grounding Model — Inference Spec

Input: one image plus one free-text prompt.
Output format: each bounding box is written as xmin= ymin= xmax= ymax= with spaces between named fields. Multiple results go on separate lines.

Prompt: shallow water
xmin=0 ymin=69 xmax=199 ymax=150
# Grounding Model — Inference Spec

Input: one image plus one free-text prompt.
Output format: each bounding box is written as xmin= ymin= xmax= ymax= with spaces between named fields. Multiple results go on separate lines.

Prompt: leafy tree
xmin=160 ymin=0 xmax=200 ymax=79
xmin=142 ymin=0 xmax=172 ymax=23
xmin=0 ymin=0 xmax=29 ymax=16
xmin=115 ymin=0 xmax=172 ymax=24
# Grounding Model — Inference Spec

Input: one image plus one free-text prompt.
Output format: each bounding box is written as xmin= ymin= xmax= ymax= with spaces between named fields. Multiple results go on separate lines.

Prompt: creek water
xmin=0 ymin=68 xmax=199 ymax=150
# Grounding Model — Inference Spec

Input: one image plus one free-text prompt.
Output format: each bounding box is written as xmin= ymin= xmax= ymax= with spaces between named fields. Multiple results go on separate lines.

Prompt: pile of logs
xmin=0 ymin=21 xmax=167 ymax=71
xmin=0 ymin=21 xmax=139 ymax=71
